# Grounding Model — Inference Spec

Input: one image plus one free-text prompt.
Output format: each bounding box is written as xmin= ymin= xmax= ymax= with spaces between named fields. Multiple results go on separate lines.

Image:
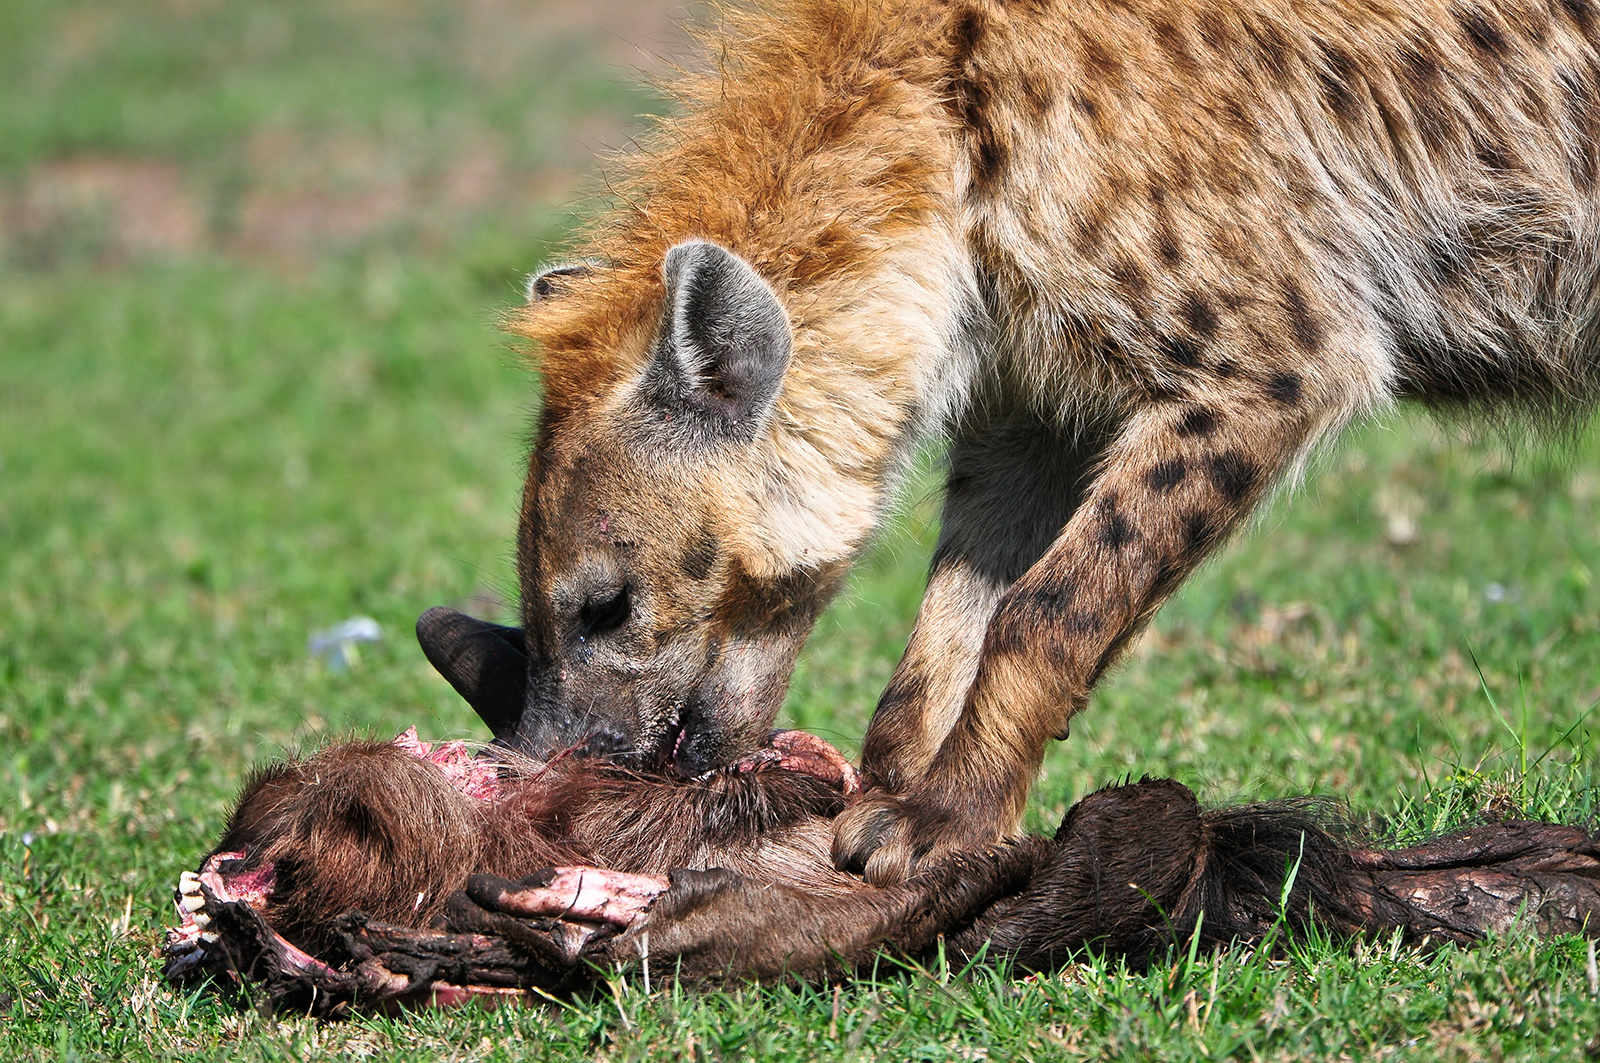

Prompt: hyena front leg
xmin=857 ymin=406 xmax=1113 ymax=795
xmin=837 ymin=380 xmax=1362 ymax=883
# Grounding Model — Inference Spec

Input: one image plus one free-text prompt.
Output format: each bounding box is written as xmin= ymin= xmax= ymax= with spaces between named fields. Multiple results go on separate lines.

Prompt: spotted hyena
xmin=500 ymin=0 xmax=1600 ymax=883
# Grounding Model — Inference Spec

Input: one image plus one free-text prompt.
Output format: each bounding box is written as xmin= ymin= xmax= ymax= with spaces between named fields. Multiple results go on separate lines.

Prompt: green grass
xmin=2 ymin=2 xmax=1599 ymax=1059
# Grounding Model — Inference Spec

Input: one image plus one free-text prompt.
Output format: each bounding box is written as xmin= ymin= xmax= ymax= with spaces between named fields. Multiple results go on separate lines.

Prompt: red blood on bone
xmin=767 ymin=730 xmax=861 ymax=796
xmin=492 ymin=866 xmax=667 ymax=927
xmin=393 ymin=727 xmax=501 ymax=801
xmin=199 ymin=850 xmax=276 ymax=907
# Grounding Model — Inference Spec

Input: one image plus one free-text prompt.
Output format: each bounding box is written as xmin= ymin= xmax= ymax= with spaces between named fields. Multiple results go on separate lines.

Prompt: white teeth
xmin=181 ymin=894 xmax=207 ymax=913
xmin=179 ymin=871 xmax=201 ymax=895
xmin=200 ymin=932 xmax=219 ymax=943
xmin=191 ymin=911 xmax=211 ymax=928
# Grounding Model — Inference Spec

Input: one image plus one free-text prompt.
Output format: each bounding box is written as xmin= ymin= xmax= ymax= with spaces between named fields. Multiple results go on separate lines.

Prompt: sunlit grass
xmin=3 ymin=0 xmax=1599 ymax=1058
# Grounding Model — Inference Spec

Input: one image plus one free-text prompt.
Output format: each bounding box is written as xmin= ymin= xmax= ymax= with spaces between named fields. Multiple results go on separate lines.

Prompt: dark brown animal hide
xmin=195 ymin=734 xmax=858 ymax=958
xmin=165 ymin=734 xmax=1600 ymax=1017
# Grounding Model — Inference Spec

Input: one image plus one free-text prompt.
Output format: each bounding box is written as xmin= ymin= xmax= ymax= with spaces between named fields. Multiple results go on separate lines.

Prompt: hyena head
xmin=512 ymin=240 xmax=849 ymax=775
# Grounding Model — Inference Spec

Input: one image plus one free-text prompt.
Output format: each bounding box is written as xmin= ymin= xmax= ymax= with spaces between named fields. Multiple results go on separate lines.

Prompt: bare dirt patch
xmin=6 ymin=0 xmax=694 ymax=268
xmin=460 ymin=0 xmax=693 ymax=78
xmin=5 ymin=158 xmax=206 ymax=265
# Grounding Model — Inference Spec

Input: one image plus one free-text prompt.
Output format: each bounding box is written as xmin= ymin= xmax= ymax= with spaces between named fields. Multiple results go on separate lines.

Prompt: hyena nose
xmin=508 ymin=710 xmax=580 ymax=761
xmin=580 ymin=726 xmax=632 ymax=758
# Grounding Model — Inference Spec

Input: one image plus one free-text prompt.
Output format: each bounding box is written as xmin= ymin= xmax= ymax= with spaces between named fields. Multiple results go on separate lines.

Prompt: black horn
xmin=415 ymin=606 xmax=528 ymax=741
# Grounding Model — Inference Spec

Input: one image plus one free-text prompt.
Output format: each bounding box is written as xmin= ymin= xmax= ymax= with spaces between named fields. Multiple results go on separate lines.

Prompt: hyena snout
xmin=512 ymin=672 xmax=754 ymax=777
xmin=507 ymin=690 xmax=640 ymax=764
xmin=415 ymin=606 xmax=781 ymax=775
xmin=415 ymin=606 xmax=653 ymax=761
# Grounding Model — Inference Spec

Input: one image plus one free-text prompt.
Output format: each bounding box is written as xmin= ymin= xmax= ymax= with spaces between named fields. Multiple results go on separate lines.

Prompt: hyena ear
xmin=643 ymin=240 xmax=792 ymax=438
xmin=525 ymin=259 xmax=604 ymax=302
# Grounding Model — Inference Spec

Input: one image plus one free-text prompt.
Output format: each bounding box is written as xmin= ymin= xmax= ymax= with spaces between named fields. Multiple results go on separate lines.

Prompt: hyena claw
xmin=832 ymin=791 xmax=1007 ymax=885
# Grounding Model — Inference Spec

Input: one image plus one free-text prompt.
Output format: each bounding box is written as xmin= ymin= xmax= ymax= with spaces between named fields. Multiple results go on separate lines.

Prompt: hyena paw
xmin=831 ymin=792 xmax=1005 ymax=885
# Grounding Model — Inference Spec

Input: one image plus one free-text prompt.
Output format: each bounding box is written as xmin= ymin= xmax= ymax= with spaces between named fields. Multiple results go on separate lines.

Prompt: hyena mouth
xmin=649 ymin=714 xmax=691 ymax=772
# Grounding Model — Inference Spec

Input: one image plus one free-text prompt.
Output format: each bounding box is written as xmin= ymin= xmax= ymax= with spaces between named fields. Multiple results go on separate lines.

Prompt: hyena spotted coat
xmin=507 ymin=0 xmax=1600 ymax=883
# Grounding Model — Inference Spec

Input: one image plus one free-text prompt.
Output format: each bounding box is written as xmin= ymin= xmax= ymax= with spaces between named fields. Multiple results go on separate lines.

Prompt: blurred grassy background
xmin=2 ymin=1 xmax=1598 ymax=1059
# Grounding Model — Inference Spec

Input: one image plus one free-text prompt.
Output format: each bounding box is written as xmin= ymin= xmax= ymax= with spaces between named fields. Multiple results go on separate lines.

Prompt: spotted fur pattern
xmin=508 ymin=0 xmax=1600 ymax=882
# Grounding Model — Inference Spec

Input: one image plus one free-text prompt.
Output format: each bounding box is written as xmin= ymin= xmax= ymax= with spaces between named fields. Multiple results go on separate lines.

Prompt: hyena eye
xmin=578 ymin=585 xmax=632 ymax=640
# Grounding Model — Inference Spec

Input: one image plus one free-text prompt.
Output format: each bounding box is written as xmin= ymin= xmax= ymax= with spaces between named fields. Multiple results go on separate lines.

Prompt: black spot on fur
xmin=1143 ymin=458 xmax=1189 ymax=493
xmin=1281 ymin=282 xmax=1325 ymax=353
xmin=1456 ymin=7 xmax=1509 ymax=58
xmin=1244 ymin=21 xmax=1291 ymax=76
xmin=1071 ymin=93 xmax=1101 ymax=124
xmin=1205 ymin=450 xmax=1260 ymax=503
xmin=1219 ymin=94 xmax=1254 ymax=138
xmin=1110 ymin=258 xmax=1149 ymax=299
xmin=1316 ymin=43 xmax=1360 ymax=124
xmin=988 ymin=584 xmax=1102 ymax=660
xmin=951 ymin=6 xmax=986 ymax=54
xmin=680 ymin=523 xmax=719 ymax=581
xmin=1072 ymin=199 xmax=1112 ymax=253
xmin=1010 ymin=584 xmax=1076 ymax=618
xmin=1096 ymin=498 xmax=1138 ymax=549
xmin=1155 ymin=225 xmax=1183 ymax=268
xmin=1079 ymin=36 xmax=1122 ymax=80
xmin=1263 ymin=371 xmax=1303 ymax=406
xmin=1160 ymin=334 xmax=1204 ymax=368
xmin=1180 ymin=293 xmax=1220 ymax=340
xmin=1064 ymin=611 xmax=1104 ymax=635
xmin=1019 ymin=72 xmax=1054 ymax=122
xmin=1197 ymin=12 xmax=1231 ymax=51
xmin=1151 ymin=18 xmax=1198 ymax=74
xmin=1213 ymin=358 xmax=1240 ymax=379
xmin=1397 ymin=47 xmax=1441 ymax=89
xmin=1180 ymin=509 xmax=1223 ymax=558
xmin=1472 ymin=131 xmax=1514 ymax=171
xmin=1563 ymin=0 xmax=1597 ymax=37
xmin=1175 ymin=406 xmax=1219 ymax=437
xmin=1395 ymin=47 xmax=1453 ymax=155
xmin=966 ymin=89 xmax=1008 ymax=192
xmin=949 ymin=8 xmax=1007 ymax=195
xmin=1527 ymin=4 xmax=1556 ymax=45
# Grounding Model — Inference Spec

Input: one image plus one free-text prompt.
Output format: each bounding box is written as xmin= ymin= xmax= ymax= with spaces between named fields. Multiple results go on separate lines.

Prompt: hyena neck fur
xmin=515 ymin=1 xmax=981 ymax=580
